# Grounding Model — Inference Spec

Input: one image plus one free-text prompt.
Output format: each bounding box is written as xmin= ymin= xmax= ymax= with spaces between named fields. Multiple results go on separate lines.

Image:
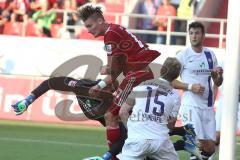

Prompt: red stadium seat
xmin=103 ymin=14 xmax=116 ymax=24
xmin=76 ymin=28 xmax=103 ymax=40
xmin=50 ymin=24 xmax=63 ymax=38
xmin=0 ymin=2 xmax=5 ymax=9
xmin=25 ymin=21 xmax=41 ymax=37
xmin=0 ymin=25 xmax=3 ymax=34
xmin=0 ymin=0 xmax=6 ymax=8
xmin=105 ymin=1 xmax=125 ymax=13
xmin=3 ymin=22 xmax=23 ymax=36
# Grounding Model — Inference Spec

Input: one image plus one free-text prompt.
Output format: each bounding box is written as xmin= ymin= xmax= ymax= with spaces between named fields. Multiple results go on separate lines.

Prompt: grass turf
xmin=0 ymin=120 xmax=239 ymax=160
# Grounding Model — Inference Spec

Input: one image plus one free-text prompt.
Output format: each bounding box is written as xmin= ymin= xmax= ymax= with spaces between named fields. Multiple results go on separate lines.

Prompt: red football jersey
xmin=104 ymin=24 xmax=160 ymax=74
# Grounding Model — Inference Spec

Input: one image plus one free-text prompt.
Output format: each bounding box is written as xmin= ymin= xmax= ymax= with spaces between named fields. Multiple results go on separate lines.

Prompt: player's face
xmin=84 ymin=17 xmax=105 ymax=37
xmin=189 ymin=27 xmax=205 ymax=47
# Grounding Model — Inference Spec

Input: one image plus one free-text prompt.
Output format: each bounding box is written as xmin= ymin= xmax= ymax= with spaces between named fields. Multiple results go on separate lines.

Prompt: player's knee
xmin=118 ymin=109 xmax=124 ymax=120
xmin=104 ymin=111 xmax=119 ymax=127
xmin=119 ymin=108 xmax=128 ymax=122
xmin=202 ymin=140 xmax=215 ymax=155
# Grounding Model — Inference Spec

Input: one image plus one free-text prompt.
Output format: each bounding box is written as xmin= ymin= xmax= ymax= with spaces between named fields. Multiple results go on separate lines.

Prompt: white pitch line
xmin=1 ymin=137 xmax=239 ymax=148
xmin=0 ymin=137 xmax=106 ymax=148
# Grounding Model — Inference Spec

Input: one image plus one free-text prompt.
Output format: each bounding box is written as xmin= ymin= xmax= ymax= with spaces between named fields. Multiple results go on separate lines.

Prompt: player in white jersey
xmin=172 ymin=21 xmax=223 ymax=160
xmin=117 ymin=57 xmax=182 ymax=160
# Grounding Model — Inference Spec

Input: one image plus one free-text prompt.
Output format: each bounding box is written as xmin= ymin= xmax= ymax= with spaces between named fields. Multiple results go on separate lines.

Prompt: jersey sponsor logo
xmin=103 ymin=44 xmax=112 ymax=55
xmin=67 ymin=80 xmax=77 ymax=87
xmin=128 ymin=109 xmax=164 ymax=123
xmin=141 ymin=112 xmax=163 ymax=123
xmin=192 ymin=69 xmax=211 ymax=75
xmin=77 ymin=99 xmax=96 ymax=117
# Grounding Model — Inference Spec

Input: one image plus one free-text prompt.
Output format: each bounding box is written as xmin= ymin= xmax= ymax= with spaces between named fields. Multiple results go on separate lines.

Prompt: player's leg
xmin=149 ymin=139 xmax=179 ymax=160
xmin=179 ymin=106 xmax=203 ymax=160
xmin=198 ymin=109 xmax=216 ymax=160
xmin=104 ymin=69 xmax=154 ymax=160
xmin=183 ymin=107 xmax=215 ymax=160
xmin=102 ymin=110 xmax=127 ymax=160
xmin=12 ymin=78 xmax=51 ymax=115
xmin=117 ymin=138 xmax=148 ymax=160
xmin=209 ymin=97 xmax=223 ymax=160
xmin=169 ymin=123 xmax=196 ymax=137
xmin=11 ymin=77 xmax=82 ymax=115
xmin=168 ymin=123 xmax=197 ymax=154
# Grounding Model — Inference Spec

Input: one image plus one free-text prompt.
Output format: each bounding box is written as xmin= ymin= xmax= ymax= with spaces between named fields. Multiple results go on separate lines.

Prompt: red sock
xmin=106 ymin=127 xmax=120 ymax=160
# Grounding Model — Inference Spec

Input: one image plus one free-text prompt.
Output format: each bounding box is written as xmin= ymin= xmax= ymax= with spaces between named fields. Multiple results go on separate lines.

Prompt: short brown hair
xmin=188 ymin=21 xmax=205 ymax=34
xmin=160 ymin=57 xmax=181 ymax=82
xmin=78 ymin=5 xmax=104 ymax=21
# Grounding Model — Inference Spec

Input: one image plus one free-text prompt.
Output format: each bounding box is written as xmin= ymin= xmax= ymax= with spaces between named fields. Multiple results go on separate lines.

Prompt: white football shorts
xmin=180 ymin=105 xmax=216 ymax=141
xmin=117 ymin=138 xmax=178 ymax=160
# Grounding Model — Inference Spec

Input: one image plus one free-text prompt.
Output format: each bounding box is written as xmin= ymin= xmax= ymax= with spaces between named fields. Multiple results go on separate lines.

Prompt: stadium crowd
xmin=0 ymin=0 xmax=200 ymax=43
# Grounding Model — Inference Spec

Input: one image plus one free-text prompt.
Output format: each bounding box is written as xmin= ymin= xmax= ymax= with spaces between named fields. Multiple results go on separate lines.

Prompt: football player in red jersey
xmin=78 ymin=5 xmax=160 ymax=160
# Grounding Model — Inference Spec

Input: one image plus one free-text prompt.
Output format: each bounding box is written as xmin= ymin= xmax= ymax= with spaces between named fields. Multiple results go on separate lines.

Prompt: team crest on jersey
xmin=104 ymin=44 xmax=112 ymax=55
xmin=199 ymin=62 xmax=206 ymax=68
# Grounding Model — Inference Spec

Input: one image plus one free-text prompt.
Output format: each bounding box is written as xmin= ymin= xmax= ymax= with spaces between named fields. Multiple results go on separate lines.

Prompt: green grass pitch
xmin=0 ymin=120 xmax=239 ymax=160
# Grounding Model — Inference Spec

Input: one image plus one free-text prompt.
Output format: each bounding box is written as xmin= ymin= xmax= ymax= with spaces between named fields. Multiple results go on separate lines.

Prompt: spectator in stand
xmin=0 ymin=0 xmax=16 ymax=32
xmin=48 ymin=0 xmax=59 ymax=9
xmin=57 ymin=0 xmax=78 ymax=38
xmin=27 ymin=0 xmax=44 ymax=18
xmin=76 ymin=0 xmax=89 ymax=8
xmin=175 ymin=0 xmax=194 ymax=45
xmin=32 ymin=0 xmax=56 ymax=37
xmin=169 ymin=0 xmax=181 ymax=44
xmin=0 ymin=7 xmax=10 ymax=29
xmin=136 ymin=0 xmax=158 ymax=43
xmin=10 ymin=0 xmax=28 ymax=23
xmin=170 ymin=0 xmax=180 ymax=9
xmin=153 ymin=0 xmax=176 ymax=44
xmin=91 ymin=0 xmax=106 ymax=11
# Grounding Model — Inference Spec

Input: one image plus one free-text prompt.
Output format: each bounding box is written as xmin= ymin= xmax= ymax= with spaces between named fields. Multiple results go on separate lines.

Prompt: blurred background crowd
xmin=0 ymin=0 xmax=226 ymax=47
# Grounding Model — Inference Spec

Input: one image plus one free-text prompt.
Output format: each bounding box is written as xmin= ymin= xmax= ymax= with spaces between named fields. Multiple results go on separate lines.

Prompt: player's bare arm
xmin=107 ymin=54 xmax=124 ymax=79
xmin=213 ymin=84 xmax=219 ymax=102
xmin=89 ymin=55 xmax=123 ymax=97
xmin=172 ymin=79 xmax=205 ymax=95
xmin=172 ymin=79 xmax=188 ymax=90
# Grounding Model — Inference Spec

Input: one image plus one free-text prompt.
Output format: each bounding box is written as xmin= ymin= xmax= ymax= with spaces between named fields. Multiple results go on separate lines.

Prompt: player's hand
xmin=211 ymin=67 xmax=223 ymax=79
xmin=191 ymin=84 xmax=205 ymax=95
xmin=216 ymin=67 xmax=223 ymax=74
xmin=211 ymin=67 xmax=223 ymax=86
xmin=89 ymin=85 xmax=101 ymax=97
xmin=100 ymin=65 xmax=110 ymax=75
